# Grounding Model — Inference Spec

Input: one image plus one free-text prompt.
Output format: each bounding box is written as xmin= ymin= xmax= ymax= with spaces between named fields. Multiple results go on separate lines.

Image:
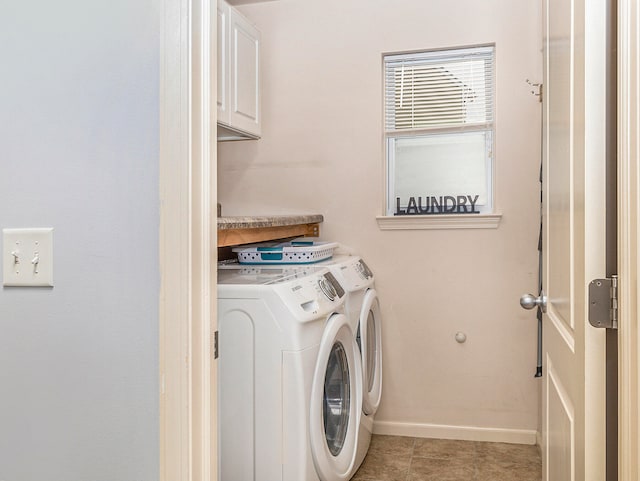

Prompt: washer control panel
xmin=271 ymin=268 xmax=346 ymax=318
xmin=318 ymin=277 xmax=337 ymax=301
xmin=318 ymin=271 xmax=344 ymax=300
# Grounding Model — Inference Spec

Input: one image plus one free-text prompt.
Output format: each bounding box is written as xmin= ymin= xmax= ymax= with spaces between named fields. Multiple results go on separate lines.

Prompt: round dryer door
xmin=359 ymin=289 xmax=382 ymax=416
xmin=310 ymin=313 xmax=363 ymax=481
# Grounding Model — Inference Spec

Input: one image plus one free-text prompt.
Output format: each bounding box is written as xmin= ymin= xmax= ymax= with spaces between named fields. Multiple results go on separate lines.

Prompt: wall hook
xmin=526 ymin=79 xmax=543 ymax=102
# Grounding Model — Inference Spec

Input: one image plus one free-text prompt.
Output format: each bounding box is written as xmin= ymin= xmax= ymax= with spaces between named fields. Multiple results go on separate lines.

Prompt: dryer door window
xmin=360 ymin=289 xmax=383 ymax=416
xmin=309 ymin=313 xmax=362 ymax=481
xmin=323 ymin=342 xmax=350 ymax=456
xmin=365 ymin=310 xmax=377 ymax=393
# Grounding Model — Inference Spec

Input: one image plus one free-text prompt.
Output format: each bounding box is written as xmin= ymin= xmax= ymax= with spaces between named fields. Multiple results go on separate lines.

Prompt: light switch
xmin=3 ymin=228 xmax=53 ymax=287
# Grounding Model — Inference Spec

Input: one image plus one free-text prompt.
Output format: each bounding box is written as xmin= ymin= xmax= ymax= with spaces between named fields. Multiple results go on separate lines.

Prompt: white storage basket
xmin=232 ymin=240 xmax=338 ymax=264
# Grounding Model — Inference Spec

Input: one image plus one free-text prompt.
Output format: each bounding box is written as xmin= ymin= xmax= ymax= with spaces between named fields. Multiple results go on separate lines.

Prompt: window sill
xmin=376 ymin=213 xmax=503 ymax=230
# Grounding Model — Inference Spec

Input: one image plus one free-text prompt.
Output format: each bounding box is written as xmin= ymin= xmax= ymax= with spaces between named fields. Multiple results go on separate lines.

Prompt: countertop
xmin=217 ymin=214 xmax=323 ymax=230
xmin=217 ymin=214 xmax=324 ymax=247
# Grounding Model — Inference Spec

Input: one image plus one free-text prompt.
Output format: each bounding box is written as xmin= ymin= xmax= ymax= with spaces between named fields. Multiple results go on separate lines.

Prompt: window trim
xmin=380 ymin=44 xmax=501 ymax=230
xmin=376 ymin=212 xmax=502 ymax=230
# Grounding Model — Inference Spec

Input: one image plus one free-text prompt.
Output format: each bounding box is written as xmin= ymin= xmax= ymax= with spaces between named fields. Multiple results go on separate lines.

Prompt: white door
xmin=540 ymin=0 xmax=607 ymax=479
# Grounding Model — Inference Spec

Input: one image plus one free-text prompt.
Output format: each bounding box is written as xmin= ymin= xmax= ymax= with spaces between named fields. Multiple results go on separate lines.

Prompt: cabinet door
xmin=229 ymin=8 xmax=261 ymax=137
xmin=216 ymin=0 xmax=230 ymax=125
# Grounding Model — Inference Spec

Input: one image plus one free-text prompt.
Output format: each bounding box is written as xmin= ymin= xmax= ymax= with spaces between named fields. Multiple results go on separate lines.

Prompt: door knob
xmin=520 ymin=292 xmax=547 ymax=313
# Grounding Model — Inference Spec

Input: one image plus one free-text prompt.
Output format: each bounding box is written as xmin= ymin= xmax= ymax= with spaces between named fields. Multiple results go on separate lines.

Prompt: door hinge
xmin=214 ymin=330 xmax=219 ymax=359
xmin=589 ymin=276 xmax=618 ymax=329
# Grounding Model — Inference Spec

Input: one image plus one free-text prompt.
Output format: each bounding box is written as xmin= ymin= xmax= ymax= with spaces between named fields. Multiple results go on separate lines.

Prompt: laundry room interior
xmin=10 ymin=0 xmax=630 ymax=478
xmin=218 ymin=0 xmax=541 ymax=458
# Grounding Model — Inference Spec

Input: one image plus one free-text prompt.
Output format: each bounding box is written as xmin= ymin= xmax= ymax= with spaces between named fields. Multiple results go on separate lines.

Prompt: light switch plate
xmin=3 ymin=228 xmax=54 ymax=287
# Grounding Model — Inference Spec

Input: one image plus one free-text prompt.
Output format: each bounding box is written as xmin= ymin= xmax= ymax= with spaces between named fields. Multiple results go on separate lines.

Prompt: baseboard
xmin=372 ymin=420 xmax=538 ymax=445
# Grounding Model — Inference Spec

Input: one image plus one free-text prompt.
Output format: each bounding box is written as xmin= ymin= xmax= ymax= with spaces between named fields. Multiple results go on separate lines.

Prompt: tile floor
xmin=351 ymin=435 xmax=542 ymax=481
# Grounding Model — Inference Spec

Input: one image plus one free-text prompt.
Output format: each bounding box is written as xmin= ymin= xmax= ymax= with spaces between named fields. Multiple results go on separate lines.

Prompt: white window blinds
xmin=385 ymin=46 xmax=495 ymax=132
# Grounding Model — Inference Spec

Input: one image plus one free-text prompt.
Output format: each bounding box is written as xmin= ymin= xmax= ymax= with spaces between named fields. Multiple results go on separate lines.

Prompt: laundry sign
xmin=395 ymin=195 xmax=481 ymax=215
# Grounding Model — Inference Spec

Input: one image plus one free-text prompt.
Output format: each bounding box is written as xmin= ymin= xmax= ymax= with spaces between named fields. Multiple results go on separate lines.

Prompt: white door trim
xmin=159 ymin=0 xmax=217 ymax=479
xmin=617 ymin=0 xmax=639 ymax=478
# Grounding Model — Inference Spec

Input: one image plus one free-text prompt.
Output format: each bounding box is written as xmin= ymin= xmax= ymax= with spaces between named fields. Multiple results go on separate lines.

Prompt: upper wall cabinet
xmin=217 ymin=0 xmax=261 ymax=141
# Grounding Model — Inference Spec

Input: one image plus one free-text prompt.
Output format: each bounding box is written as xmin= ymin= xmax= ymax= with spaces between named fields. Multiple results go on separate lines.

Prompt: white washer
xmin=317 ymin=255 xmax=383 ymax=472
xmin=217 ymin=265 xmax=363 ymax=481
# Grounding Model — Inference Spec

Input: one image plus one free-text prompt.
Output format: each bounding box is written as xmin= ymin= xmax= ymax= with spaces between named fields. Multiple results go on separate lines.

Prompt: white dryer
xmin=317 ymin=255 xmax=383 ymax=472
xmin=217 ymin=265 xmax=363 ymax=481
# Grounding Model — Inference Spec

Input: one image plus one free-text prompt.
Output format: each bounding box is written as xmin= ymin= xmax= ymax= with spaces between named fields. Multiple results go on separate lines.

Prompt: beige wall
xmin=219 ymin=0 xmax=542 ymax=442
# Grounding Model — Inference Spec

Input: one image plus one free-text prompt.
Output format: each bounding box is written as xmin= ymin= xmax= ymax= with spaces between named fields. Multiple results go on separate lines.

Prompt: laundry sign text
xmin=395 ymin=195 xmax=481 ymax=215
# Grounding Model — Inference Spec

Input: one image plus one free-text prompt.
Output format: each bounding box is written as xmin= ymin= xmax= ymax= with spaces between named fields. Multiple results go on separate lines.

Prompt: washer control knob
xmin=318 ymin=277 xmax=337 ymax=301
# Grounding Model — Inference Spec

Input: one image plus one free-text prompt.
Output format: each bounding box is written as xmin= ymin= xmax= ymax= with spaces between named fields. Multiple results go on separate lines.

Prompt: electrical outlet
xmin=3 ymin=228 xmax=53 ymax=287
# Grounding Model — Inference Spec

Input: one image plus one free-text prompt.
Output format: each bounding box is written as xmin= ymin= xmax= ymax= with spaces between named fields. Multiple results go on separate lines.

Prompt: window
xmin=383 ymin=45 xmax=496 ymax=221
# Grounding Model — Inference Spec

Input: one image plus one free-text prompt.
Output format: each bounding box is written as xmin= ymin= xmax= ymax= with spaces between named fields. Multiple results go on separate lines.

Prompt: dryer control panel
xmin=328 ymin=257 xmax=375 ymax=292
xmin=356 ymin=259 xmax=373 ymax=279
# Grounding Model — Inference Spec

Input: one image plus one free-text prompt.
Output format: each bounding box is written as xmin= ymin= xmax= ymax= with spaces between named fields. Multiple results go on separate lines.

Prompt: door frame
xmin=617 ymin=0 xmax=639 ymax=478
xmin=159 ymin=0 xmax=217 ymax=479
